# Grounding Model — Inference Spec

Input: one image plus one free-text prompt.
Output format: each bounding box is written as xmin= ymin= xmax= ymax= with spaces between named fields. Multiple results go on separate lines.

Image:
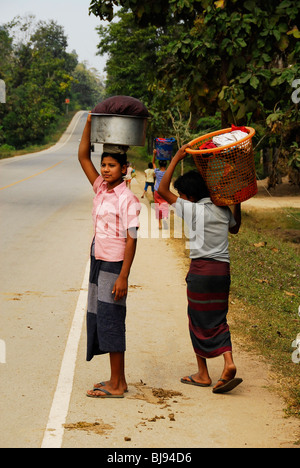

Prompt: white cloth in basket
xmin=213 ymin=130 xmax=248 ymax=147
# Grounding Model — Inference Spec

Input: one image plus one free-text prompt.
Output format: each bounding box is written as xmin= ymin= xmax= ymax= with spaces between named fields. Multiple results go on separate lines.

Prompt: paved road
xmin=0 ymin=111 xmax=95 ymax=448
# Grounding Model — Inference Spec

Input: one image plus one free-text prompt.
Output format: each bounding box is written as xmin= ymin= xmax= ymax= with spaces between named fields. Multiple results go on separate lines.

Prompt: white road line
xmin=41 ymin=260 xmax=90 ymax=449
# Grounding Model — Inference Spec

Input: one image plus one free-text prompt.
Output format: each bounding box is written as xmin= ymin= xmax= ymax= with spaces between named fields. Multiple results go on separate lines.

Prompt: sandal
xmin=212 ymin=378 xmax=243 ymax=394
xmin=86 ymin=388 xmax=124 ymax=398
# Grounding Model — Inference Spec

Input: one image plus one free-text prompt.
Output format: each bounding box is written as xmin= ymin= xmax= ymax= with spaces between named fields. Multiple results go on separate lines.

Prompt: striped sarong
xmin=186 ymin=258 xmax=232 ymax=359
xmin=86 ymin=242 xmax=126 ymax=361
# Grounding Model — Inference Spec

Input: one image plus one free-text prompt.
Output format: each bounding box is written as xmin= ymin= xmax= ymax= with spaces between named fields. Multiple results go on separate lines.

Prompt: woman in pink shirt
xmin=78 ymin=113 xmax=140 ymax=398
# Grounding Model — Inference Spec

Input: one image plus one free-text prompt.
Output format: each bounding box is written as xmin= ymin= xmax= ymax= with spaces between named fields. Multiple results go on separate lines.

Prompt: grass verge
xmin=229 ymin=209 xmax=300 ymax=418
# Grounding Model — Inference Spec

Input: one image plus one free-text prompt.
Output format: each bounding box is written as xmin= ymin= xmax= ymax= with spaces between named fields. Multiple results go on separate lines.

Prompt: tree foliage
xmin=92 ymin=0 xmax=300 ymax=184
xmin=97 ymin=10 xmax=195 ymax=145
xmin=0 ymin=16 xmax=105 ymax=150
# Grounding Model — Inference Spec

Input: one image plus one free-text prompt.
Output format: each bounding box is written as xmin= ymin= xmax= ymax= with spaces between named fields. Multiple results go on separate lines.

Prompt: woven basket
xmin=186 ymin=127 xmax=257 ymax=206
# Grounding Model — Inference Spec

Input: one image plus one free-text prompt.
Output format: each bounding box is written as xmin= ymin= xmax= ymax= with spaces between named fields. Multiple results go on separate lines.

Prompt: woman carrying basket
xmin=158 ymin=144 xmax=243 ymax=394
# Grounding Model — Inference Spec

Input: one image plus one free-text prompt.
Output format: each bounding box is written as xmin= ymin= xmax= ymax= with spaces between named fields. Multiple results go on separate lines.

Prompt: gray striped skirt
xmin=86 ymin=241 xmax=126 ymax=361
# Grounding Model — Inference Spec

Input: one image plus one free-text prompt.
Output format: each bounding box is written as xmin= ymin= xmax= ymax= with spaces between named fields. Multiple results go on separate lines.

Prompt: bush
xmin=0 ymin=144 xmax=16 ymax=157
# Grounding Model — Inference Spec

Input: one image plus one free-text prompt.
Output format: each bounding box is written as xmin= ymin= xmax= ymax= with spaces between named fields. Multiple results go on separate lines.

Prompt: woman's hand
xmin=112 ymin=275 xmax=128 ymax=302
xmin=174 ymin=144 xmax=191 ymax=161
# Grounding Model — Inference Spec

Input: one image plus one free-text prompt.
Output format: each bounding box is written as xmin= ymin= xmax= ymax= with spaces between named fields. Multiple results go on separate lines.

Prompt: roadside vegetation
xmin=229 ymin=209 xmax=300 ymax=419
xmin=0 ymin=110 xmax=77 ymax=160
xmin=0 ymin=15 xmax=105 ymax=157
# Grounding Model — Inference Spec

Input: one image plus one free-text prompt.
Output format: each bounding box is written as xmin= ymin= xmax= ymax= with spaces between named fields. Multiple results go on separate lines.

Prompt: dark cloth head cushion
xmin=92 ymin=95 xmax=149 ymax=117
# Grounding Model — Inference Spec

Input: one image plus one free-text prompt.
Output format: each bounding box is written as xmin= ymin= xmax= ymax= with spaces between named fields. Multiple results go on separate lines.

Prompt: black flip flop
xmin=212 ymin=378 xmax=243 ymax=394
xmin=93 ymin=382 xmax=128 ymax=393
xmin=180 ymin=375 xmax=211 ymax=387
xmin=86 ymin=388 xmax=124 ymax=398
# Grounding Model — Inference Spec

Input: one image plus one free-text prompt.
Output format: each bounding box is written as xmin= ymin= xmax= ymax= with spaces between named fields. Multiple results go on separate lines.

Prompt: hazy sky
xmin=0 ymin=0 xmax=108 ymax=74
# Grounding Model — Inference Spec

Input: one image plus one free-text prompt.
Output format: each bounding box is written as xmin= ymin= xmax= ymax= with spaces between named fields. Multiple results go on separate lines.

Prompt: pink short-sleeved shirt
xmin=92 ymin=176 xmax=141 ymax=262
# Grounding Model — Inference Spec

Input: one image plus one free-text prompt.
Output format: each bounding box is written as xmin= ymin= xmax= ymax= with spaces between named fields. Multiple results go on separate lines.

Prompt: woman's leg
xmin=88 ymin=352 xmax=127 ymax=397
xmin=212 ymin=351 xmax=237 ymax=392
xmin=181 ymin=354 xmax=212 ymax=386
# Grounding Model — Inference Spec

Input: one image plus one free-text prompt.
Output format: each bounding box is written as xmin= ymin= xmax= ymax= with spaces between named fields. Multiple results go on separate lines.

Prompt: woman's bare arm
xmin=78 ymin=113 xmax=99 ymax=186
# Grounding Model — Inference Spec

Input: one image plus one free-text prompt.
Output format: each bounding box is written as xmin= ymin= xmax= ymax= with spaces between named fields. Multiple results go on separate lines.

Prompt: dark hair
xmin=174 ymin=170 xmax=210 ymax=202
xmin=159 ymin=160 xmax=167 ymax=168
xmin=101 ymin=152 xmax=128 ymax=168
xmin=148 ymin=162 xmax=153 ymax=169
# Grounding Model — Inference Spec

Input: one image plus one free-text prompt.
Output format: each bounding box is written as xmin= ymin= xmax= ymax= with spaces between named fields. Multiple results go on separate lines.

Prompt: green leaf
xmin=278 ymin=34 xmax=290 ymax=51
xmin=236 ymin=38 xmax=247 ymax=48
xmin=273 ymin=30 xmax=281 ymax=41
xmin=287 ymin=27 xmax=300 ymax=39
xmin=276 ymin=0 xmax=292 ymax=9
xmin=244 ymin=0 xmax=256 ymax=12
xmin=236 ymin=103 xmax=247 ymax=120
xmin=239 ymin=73 xmax=252 ymax=84
xmin=250 ymin=76 xmax=260 ymax=89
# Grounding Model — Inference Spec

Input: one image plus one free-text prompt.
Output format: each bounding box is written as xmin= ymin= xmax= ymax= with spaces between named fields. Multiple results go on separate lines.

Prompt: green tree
xmin=91 ymin=0 xmax=300 ymax=185
xmin=0 ymin=26 xmax=13 ymax=145
xmin=96 ymin=10 xmax=158 ymax=100
xmin=1 ymin=16 xmax=106 ymax=150
xmin=71 ymin=62 xmax=105 ymax=108
xmin=97 ymin=9 xmax=194 ymax=145
xmin=1 ymin=20 xmax=77 ymax=147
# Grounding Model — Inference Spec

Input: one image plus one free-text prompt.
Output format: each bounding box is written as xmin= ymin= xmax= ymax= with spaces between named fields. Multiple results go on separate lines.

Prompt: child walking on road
xmin=141 ymin=162 xmax=155 ymax=199
xmin=158 ymin=144 xmax=243 ymax=394
xmin=78 ymin=113 xmax=141 ymax=398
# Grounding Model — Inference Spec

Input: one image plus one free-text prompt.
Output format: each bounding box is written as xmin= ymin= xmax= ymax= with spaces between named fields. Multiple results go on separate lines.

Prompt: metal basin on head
xmin=91 ymin=114 xmax=148 ymax=146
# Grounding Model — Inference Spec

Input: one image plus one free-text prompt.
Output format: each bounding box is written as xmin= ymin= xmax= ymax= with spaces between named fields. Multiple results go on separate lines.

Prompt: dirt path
xmin=62 ymin=172 xmax=299 ymax=448
xmin=243 ymin=177 xmax=300 ymax=210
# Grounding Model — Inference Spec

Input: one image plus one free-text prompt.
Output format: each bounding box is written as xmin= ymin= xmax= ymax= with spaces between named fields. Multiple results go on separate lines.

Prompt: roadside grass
xmin=229 ymin=209 xmax=300 ymax=418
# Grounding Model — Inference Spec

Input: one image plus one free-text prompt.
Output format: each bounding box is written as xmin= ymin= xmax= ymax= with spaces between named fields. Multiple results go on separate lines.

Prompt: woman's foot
xmin=87 ymin=380 xmax=125 ymax=398
xmin=213 ymin=364 xmax=240 ymax=393
xmin=86 ymin=388 xmax=124 ymax=398
xmin=181 ymin=373 xmax=212 ymax=387
xmin=93 ymin=380 xmax=128 ymax=393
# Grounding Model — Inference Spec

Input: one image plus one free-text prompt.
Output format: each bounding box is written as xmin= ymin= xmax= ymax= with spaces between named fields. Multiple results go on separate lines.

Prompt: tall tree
xmin=97 ymin=9 xmax=193 ymax=140
xmin=71 ymin=62 xmax=105 ymax=108
xmin=91 ymin=0 xmax=300 ymax=184
xmin=0 ymin=18 xmax=79 ymax=148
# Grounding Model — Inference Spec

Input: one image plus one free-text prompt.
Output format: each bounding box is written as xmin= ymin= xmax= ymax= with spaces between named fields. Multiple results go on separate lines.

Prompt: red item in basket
xmin=199 ymin=140 xmax=217 ymax=150
xmin=231 ymin=124 xmax=249 ymax=134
